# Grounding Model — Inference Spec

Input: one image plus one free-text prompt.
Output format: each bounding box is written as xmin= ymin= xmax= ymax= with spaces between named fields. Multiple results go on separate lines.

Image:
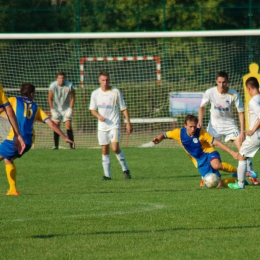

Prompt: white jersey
xmin=200 ymin=87 xmax=244 ymax=128
xmin=49 ymin=80 xmax=74 ymax=110
xmin=89 ymin=87 xmax=127 ymax=131
xmin=248 ymin=94 xmax=260 ymax=131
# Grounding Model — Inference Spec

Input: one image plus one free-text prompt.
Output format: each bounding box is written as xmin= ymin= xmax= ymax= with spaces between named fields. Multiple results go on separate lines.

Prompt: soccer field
xmin=1 ymin=148 xmax=260 ymax=259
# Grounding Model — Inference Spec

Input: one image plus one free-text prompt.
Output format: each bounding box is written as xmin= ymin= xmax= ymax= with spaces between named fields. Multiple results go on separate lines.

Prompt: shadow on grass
xmin=30 ymin=224 xmax=260 ymax=239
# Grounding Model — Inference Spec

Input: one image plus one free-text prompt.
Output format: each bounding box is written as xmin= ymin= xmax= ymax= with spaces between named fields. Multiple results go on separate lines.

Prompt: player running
xmin=198 ymin=71 xmax=259 ymax=185
xmin=0 ymin=83 xmax=75 ymax=195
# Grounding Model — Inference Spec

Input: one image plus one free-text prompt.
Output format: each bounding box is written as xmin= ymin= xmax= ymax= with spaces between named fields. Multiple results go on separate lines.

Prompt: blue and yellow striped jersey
xmin=165 ymin=128 xmax=216 ymax=168
xmin=0 ymin=85 xmax=10 ymax=107
xmin=5 ymin=96 xmax=49 ymax=145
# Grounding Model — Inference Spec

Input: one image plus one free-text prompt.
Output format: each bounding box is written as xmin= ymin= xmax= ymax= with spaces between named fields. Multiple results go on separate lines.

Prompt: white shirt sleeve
xmin=234 ymin=92 xmax=244 ymax=113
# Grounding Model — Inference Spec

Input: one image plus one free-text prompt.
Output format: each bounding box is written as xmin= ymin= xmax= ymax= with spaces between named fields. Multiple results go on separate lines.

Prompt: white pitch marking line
xmin=2 ymin=202 xmax=166 ymax=222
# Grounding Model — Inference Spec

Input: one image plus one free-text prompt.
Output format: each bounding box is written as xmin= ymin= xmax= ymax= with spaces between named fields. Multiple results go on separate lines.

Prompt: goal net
xmin=0 ymin=31 xmax=260 ymax=148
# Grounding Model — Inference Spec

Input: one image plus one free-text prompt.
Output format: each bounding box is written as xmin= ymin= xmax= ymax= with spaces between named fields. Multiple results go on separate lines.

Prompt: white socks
xmin=102 ymin=151 xmax=128 ymax=177
xmin=102 ymin=154 xmax=111 ymax=178
xmin=247 ymin=158 xmax=253 ymax=171
xmin=237 ymin=160 xmax=247 ymax=188
xmin=116 ymin=151 xmax=128 ymax=172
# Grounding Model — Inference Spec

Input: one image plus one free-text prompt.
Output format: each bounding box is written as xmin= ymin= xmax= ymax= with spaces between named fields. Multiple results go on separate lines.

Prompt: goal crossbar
xmin=0 ymin=29 xmax=260 ymax=39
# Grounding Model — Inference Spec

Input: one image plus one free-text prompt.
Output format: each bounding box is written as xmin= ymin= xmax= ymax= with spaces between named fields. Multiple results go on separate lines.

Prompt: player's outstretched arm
xmin=45 ymin=119 xmax=75 ymax=148
xmin=213 ymin=138 xmax=238 ymax=160
xmin=152 ymin=133 xmax=165 ymax=144
xmin=122 ymin=109 xmax=133 ymax=134
xmin=4 ymin=105 xmax=25 ymax=154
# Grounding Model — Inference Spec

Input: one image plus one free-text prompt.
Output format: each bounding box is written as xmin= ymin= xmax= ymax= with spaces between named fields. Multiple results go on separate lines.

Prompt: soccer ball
xmin=203 ymin=173 xmax=220 ymax=188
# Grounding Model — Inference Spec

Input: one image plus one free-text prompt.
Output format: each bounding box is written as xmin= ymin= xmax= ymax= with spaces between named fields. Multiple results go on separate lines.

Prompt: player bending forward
xmin=89 ymin=71 xmax=133 ymax=180
xmin=152 ymin=114 xmax=238 ymax=187
xmin=0 ymin=83 xmax=75 ymax=195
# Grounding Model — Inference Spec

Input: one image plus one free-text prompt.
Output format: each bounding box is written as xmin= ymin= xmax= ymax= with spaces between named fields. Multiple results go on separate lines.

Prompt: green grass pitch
xmin=1 ymin=147 xmax=260 ymax=259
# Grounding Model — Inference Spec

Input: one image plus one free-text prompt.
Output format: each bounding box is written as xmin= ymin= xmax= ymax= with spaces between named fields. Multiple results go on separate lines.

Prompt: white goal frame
xmin=1 ymin=29 xmax=260 ymax=148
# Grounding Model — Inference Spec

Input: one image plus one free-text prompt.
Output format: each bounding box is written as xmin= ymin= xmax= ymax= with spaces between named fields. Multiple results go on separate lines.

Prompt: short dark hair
xmin=99 ymin=71 xmax=110 ymax=77
xmin=246 ymin=77 xmax=259 ymax=89
xmin=20 ymin=83 xmax=35 ymax=97
xmin=216 ymin=71 xmax=228 ymax=80
xmin=56 ymin=71 xmax=66 ymax=78
xmin=184 ymin=114 xmax=198 ymax=124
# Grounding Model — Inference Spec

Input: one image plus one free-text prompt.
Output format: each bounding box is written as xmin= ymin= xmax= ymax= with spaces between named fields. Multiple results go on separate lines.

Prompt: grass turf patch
xmin=1 ymin=148 xmax=260 ymax=259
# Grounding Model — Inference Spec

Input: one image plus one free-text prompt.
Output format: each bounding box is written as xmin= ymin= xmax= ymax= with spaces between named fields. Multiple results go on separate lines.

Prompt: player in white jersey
xmin=228 ymin=77 xmax=260 ymax=189
xmin=198 ymin=71 xmax=258 ymax=185
xmin=89 ymin=71 xmax=133 ymax=180
xmin=48 ymin=71 xmax=75 ymax=149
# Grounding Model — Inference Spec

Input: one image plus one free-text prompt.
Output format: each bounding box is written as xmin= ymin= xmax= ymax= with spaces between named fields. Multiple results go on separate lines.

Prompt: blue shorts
xmin=0 ymin=139 xmax=31 ymax=160
xmin=197 ymin=151 xmax=221 ymax=177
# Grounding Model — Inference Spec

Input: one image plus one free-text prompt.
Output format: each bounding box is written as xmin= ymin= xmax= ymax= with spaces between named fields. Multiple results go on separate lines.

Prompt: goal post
xmin=0 ymin=30 xmax=260 ymax=148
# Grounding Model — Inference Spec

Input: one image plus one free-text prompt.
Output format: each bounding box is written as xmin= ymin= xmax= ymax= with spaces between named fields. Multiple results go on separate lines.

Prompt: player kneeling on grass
xmin=0 ymin=83 xmax=75 ymax=196
xmin=152 ymin=114 xmax=239 ymax=188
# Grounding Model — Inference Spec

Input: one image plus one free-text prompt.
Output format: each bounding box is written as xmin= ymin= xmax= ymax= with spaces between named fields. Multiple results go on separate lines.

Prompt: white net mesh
xmin=0 ymin=34 xmax=260 ymax=148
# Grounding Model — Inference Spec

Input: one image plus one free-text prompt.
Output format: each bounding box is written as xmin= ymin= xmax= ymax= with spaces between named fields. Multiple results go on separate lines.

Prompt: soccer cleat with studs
xmin=124 ymin=170 xmax=131 ymax=179
xmin=246 ymin=170 xmax=258 ymax=178
xmin=249 ymin=177 xmax=260 ymax=185
xmin=200 ymin=179 xmax=205 ymax=187
xmin=102 ymin=176 xmax=111 ymax=180
xmin=6 ymin=190 xmax=19 ymax=196
xmin=228 ymin=181 xmax=245 ymax=190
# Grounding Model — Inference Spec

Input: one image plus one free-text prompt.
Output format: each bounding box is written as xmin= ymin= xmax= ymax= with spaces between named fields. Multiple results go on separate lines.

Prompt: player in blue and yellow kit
xmin=152 ymin=114 xmax=238 ymax=187
xmin=0 ymin=83 xmax=75 ymax=196
xmin=0 ymin=84 xmax=25 ymax=154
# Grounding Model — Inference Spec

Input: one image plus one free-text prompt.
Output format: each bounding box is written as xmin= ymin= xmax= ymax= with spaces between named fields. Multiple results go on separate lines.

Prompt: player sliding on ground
xmin=152 ymin=114 xmax=239 ymax=187
xmin=0 ymin=83 xmax=75 ymax=196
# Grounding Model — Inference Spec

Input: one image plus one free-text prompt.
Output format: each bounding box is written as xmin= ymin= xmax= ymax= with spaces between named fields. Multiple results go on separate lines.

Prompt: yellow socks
xmin=6 ymin=163 xmax=17 ymax=192
xmin=222 ymin=177 xmax=237 ymax=186
xmin=221 ymin=162 xmax=237 ymax=173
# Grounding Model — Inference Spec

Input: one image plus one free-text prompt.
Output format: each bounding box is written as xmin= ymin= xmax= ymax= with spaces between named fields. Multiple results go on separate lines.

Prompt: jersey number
xmin=23 ymin=103 xmax=33 ymax=119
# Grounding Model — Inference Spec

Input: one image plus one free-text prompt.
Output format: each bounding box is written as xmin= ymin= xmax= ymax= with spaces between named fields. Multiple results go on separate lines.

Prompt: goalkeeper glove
xmin=65 ymin=107 xmax=73 ymax=119
xmin=50 ymin=109 xmax=60 ymax=121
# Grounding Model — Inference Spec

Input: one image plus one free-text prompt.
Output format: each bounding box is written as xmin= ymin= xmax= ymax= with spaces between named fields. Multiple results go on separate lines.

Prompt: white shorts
xmin=98 ymin=129 xmax=120 ymax=145
xmin=52 ymin=108 xmax=72 ymax=123
xmin=239 ymin=131 xmax=260 ymax=157
xmin=207 ymin=124 xmax=239 ymax=142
